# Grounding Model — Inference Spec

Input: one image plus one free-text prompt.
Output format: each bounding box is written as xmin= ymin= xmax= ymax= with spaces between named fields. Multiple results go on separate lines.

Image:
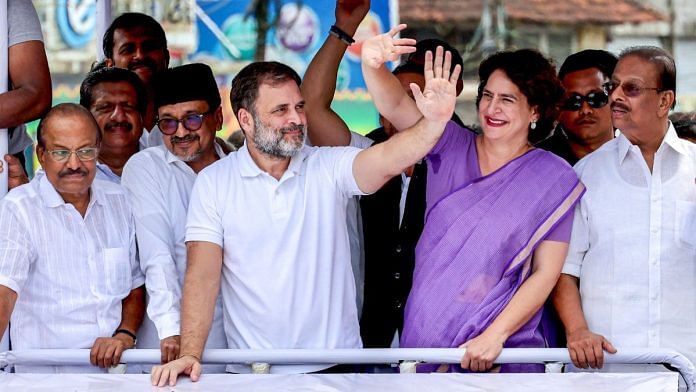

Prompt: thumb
xmin=190 ymin=361 xmax=202 ymax=382
xmin=410 ymin=83 xmax=425 ymax=105
xmin=602 ymin=338 xmax=617 ymax=354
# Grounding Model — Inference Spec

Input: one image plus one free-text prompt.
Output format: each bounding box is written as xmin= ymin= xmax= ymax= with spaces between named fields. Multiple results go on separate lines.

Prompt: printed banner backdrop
xmin=192 ymin=0 xmax=393 ymax=134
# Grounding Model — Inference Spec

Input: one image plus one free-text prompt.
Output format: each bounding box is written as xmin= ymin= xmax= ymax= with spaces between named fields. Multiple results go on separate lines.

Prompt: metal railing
xmin=0 ymin=348 xmax=693 ymax=390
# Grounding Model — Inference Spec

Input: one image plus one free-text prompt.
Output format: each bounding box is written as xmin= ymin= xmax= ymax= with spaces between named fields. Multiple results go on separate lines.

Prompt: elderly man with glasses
xmin=120 ymin=63 xmax=228 ymax=371
xmin=0 ymin=103 xmax=145 ymax=373
xmin=536 ymin=50 xmax=617 ymax=165
xmin=552 ymin=46 xmax=696 ymax=376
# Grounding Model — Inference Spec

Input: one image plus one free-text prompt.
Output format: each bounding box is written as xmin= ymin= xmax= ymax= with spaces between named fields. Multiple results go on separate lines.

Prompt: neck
xmin=623 ymin=120 xmax=669 ymax=172
xmin=566 ymin=129 xmax=614 ymax=160
xmin=247 ymin=145 xmax=291 ymax=181
xmin=477 ymin=134 xmax=531 ymax=175
xmin=60 ymin=189 xmax=91 ymax=217
xmin=186 ymin=147 xmax=219 ymax=174
xmin=99 ymin=145 xmax=139 ymax=177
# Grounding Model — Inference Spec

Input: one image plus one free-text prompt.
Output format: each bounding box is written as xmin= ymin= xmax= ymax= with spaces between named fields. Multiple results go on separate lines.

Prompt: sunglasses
xmin=560 ymin=91 xmax=609 ymax=111
xmin=604 ymin=81 xmax=661 ymax=98
xmin=156 ymin=111 xmax=212 ymax=135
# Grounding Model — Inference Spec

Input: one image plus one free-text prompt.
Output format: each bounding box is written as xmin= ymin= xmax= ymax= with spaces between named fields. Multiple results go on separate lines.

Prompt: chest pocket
xmin=102 ymin=247 xmax=131 ymax=297
xmin=675 ymin=200 xmax=696 ymax=250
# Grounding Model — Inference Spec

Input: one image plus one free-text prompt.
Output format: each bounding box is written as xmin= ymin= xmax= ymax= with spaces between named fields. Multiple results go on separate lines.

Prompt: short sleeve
xmin=561 ymin=202 xmax=590 ymax=278
xmin=349 ymin=132 xmax=374 ymax=149
xmin=428 ymin=121 xmax=474 ymax=156
xmin=0 ymin=200 xmax=34 ymax=294
xmin=8 ymin=0 xmax=43 ymax=47
xmin=327 ymin=146 xmax=364 ymax=197
xmin=543 ymin=208 xmax=574 ymax=243
xmin=186 ymin=169 xmax=224 ymax=246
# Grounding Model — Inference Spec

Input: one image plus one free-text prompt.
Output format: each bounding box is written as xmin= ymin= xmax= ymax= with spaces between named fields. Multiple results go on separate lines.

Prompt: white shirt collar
xmin=616 ymin=121 xmax=688 ymax=165
xmin=238 ymin=144 xmax=308 ymax=179
xmin=38 ymin=174 xmax=105 ymax=209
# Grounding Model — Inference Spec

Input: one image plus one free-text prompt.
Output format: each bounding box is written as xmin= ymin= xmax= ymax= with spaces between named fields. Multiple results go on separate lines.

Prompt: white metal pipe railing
xmin=0 ymin=348 xmax=693 ymax=390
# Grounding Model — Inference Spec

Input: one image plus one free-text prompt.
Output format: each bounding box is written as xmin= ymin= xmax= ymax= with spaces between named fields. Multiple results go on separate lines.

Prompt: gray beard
xmin=252 ymin=117 xmax=305 ymax=159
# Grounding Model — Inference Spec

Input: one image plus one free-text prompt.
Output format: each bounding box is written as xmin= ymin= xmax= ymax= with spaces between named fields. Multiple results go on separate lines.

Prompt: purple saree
xmin=400 ymin=122 xmax=585 ymax=372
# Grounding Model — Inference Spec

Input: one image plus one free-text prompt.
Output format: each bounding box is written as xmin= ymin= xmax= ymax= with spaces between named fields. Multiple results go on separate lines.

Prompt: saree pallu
xmin=401 ymin=149 xmax=585 ymax=372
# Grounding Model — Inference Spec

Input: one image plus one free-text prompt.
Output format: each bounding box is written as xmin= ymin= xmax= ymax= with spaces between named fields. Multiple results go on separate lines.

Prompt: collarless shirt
xmin=186 ymin=144 xmax=365 ymax=373
xmin=121 ymin=144 xmax=228 ymax=350
xmin=563 ymin=122 xmax=696 ymax=365
xmin=0 ymin=175 xmax=144 ymax=372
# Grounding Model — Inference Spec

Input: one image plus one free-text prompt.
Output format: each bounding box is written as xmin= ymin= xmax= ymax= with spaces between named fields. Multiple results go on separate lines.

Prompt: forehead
xmin=613 ymin=55 xmax=659 ymax=83
xmin=92 ymin=81 xmax=137 ymax=102
xmin=485 ymin=69 xmax=522 ymax=94
xmin=158 ymin=99 xmax=209 ymax=116
xmin=561 ymin=68 xmax=606 ymax=94
xmin=43 ymin=113 xmax=98 ymax=145
xmin=113 ymin=26 xmax=161 ymax=46
xmin=256 ymin=80 xmax=303 ymax=109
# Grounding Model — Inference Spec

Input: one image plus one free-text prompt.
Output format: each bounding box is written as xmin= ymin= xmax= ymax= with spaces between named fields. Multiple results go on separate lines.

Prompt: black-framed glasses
xmin=604 ymin=81 xmax=661 ymax=98
xmin=45 ymin=147 xmax=99 ymax=163
xmin=560 ymin=91 xmax=609 ymax=111
xmin=156 ymin=111 xmax=212 ymax=135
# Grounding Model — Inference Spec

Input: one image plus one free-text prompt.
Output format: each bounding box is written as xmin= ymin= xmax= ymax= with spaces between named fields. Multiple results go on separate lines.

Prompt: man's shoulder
xmin=573 ymin=138 xmax=620 ymax=177
xmin=93 ymin=178 xmax=128 ymax=197
xmin=3 ymin=177 xmax=40 ymax=205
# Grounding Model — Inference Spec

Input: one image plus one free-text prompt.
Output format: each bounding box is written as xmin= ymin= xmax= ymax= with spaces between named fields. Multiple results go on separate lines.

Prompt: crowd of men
xmin=0 ymin=0 xmax=693 ymax=387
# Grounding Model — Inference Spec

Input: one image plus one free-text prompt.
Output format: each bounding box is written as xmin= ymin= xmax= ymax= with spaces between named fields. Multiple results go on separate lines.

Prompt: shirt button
xmin=651 ymin=227 xmax=658 ymax=233
xmin=395 ymin=245 xmax=402 ymax=253
xmin=394 ymin=272 xmax=401 ymax=280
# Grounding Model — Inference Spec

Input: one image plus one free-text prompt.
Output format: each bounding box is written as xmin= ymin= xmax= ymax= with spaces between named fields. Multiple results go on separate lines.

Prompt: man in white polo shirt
xmin=0 ymin=103 xmax=145 ymax=373
xmin=121 ymin=63 xmax=228 ymax=369
xmin=151 ymin=44 xmax=461 ymax=385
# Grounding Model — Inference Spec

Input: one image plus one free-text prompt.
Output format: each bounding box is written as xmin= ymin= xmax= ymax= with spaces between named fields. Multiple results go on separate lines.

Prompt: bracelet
xmin=329 ymin=25 xmax=355 ymax=46
xmin=112 ymin=328 xmax=137 ymax=342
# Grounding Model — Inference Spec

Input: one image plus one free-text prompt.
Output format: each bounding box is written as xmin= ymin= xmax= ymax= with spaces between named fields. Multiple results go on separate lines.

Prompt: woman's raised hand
xmin=411 ymin=46 xmax=461 ymax=124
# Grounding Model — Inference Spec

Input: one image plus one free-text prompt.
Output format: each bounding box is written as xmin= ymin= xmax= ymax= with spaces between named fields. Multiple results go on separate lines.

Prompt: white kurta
xmin=121 ymin=144 xmax=229 ymax=363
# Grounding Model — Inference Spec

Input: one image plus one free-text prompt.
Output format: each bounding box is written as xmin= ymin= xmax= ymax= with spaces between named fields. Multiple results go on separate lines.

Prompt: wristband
xmin=329 ymin=25 xmax=355 ymax=45
xmin=112 ymin=328 xmax=137 ymax=342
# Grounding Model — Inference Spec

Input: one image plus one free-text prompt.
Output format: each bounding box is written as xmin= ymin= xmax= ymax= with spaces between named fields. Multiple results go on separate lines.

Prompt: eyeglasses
xmin=604 ymin=81 xmax=661 ymax=97
xmin=45 ymin=147 xmax=99 ymax=162
xmin=156 ymin=112 xmax=211 ymax=135
xmin=560 ymin=91 xmax=609 ymax=111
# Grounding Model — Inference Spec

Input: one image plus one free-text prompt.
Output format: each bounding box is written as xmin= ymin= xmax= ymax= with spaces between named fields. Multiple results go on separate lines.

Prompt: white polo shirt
xmin=563 ymin=123 xmax=696 ymax=368
xmin=0 ymin=176 xmax=144 ymax=373
xmin=186 ymin=144 xmax=365 ymax=373
xmin=120 ymin=144 xmax=228 ymax=352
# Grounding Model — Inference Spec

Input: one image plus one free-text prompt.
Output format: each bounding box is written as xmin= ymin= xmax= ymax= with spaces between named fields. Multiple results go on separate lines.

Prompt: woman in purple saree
xmin=361 ymin=39 xmax=584 ymax=373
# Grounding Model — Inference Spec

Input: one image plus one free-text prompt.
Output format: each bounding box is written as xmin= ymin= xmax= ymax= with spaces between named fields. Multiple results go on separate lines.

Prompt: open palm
xmin=361 ymin=24 xmax=416 ymax=69
xmin=411 ymin=47 xmax=461 ymax=123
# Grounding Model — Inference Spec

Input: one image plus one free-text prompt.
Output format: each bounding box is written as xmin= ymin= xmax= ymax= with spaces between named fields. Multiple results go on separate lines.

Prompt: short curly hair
xmin=476 ymin=49 xmax=564 ymax=140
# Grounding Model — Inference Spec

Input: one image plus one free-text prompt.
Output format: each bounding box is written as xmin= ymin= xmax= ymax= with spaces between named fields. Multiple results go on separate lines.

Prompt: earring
xmin=530 ymin=121 xmax=537 ymax=130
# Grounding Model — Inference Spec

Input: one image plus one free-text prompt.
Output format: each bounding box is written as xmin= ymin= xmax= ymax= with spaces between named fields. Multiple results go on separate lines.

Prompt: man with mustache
xmin=552 ymin=47 xmax=696 ymax=375
xmin=0 ymin=103 xmax=145 ymax=372
xmin=121 ymin=64 xmax=228 ymax=371
xmin=103 ymin=12 xmax=169 ymax=148
xmin=80 ymin=66 xmax=147 ymax=182
xmin=150 ymin=48 xmax=460 ymax=385
xmin=537 ymin=50 xmax=617 ymax=165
